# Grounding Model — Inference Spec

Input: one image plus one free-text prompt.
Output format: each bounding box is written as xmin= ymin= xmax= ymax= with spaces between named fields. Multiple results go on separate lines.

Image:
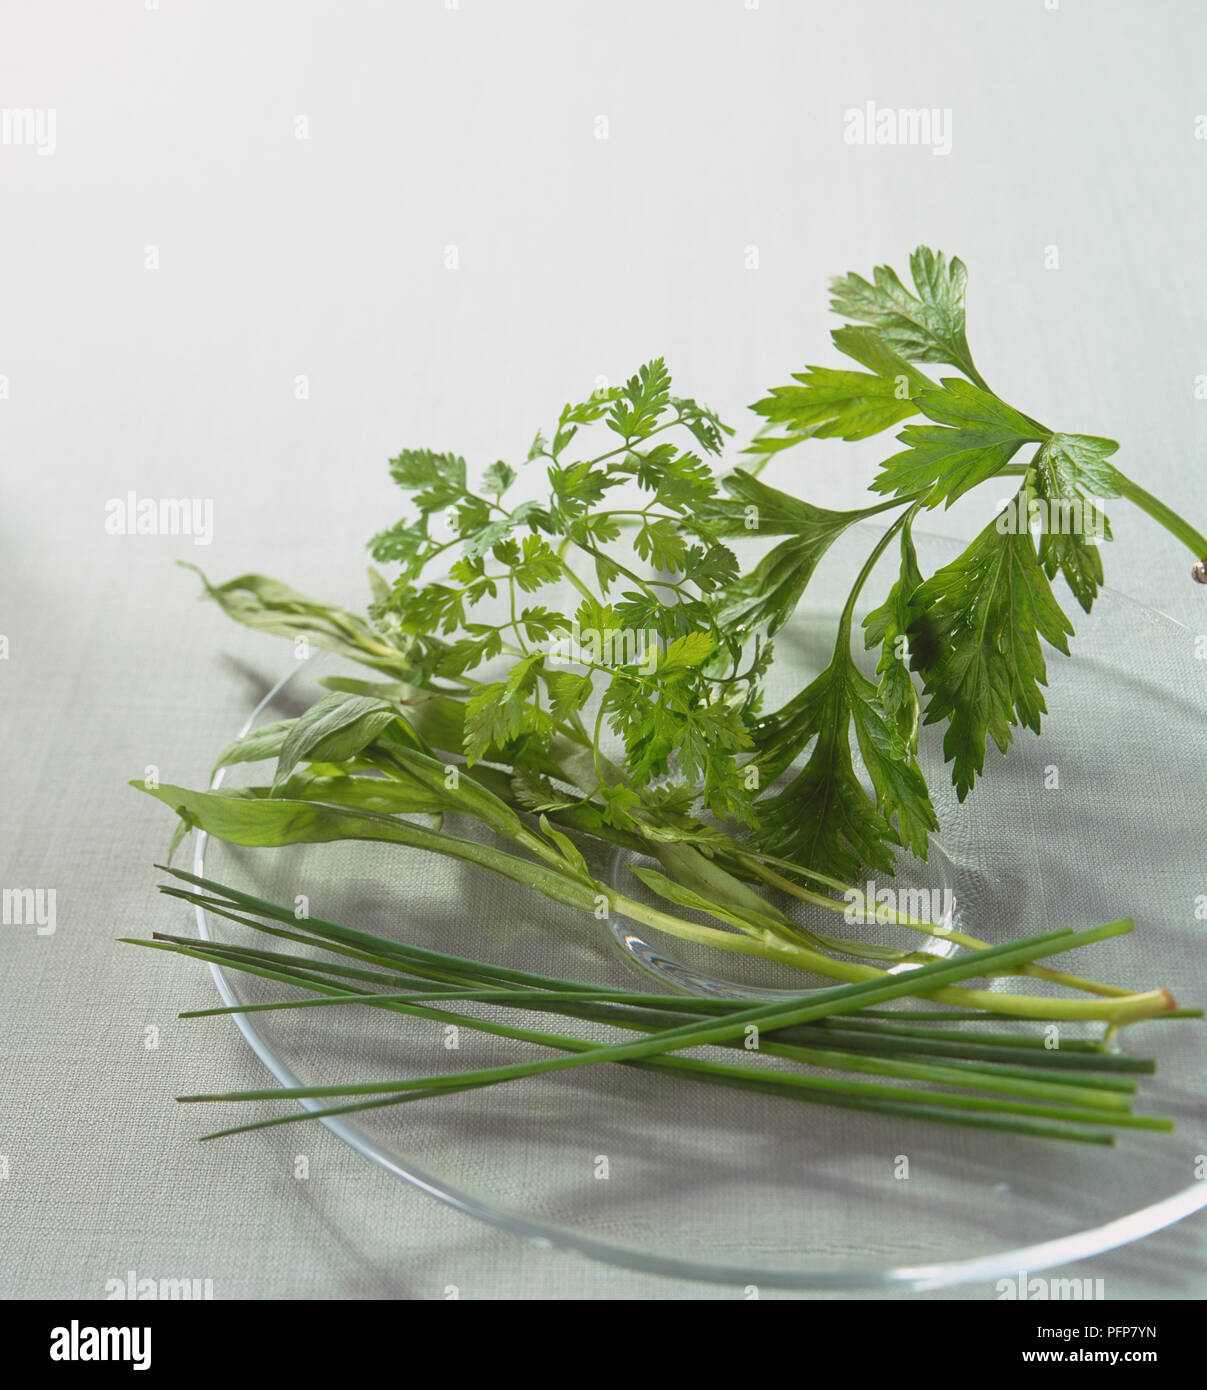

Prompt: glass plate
xmin=190 ymin=528 xmax=1207 ymax=1291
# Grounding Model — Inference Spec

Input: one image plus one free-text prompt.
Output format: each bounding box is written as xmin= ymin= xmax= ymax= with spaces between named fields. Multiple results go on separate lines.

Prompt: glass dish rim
xmin=191 ymin=533 xmax=1207 ymax=1292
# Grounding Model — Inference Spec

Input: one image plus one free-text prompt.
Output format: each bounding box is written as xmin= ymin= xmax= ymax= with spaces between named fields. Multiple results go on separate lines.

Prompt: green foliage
xmin=862 ymin=515 xmax=924 ymax=751
xmin=874 ymin=379 xmax=1046 ymax=506
xmin=137 ymin=253 xmax=1207 ymax=1162
xmin=752 ymin=365 xmax=919 ymax=442
xmin=755 ymin=628 xmax=936 ymax=878
xmin=175 ymin=248 xmax=1207 ymax=896
xmin=908 ymin=511 xmax=1074 ymax=801
xmin=829 ymin=247 xmax=977 ymax=377
xmin=740 ymin=245 xmax=1205 ymax=868
xmin=1029 ymin=433 xmax=1121 ymax=612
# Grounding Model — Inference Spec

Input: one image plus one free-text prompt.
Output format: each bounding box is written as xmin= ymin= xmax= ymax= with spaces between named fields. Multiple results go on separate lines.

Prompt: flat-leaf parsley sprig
xmin=740 ymin=247 xmax=1207 ymax=872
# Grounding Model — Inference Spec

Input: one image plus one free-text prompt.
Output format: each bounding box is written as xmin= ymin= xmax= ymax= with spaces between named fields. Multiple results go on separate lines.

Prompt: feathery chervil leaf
xmin=463 ymin=680 xmax=553 ymax=765
xmin=874 ymin=378 xmax=1046 ymax=507
xmin=606 ymin=670 xmax=752 ymax=824
xmin=683 ymin=542 xmax=739 ymax=593
xmin=607 ymin=358 xmax=672 ymax=442
xmin=368 ymin=516 xmax=430 ymax=573
xmin=634 ymin=517 xmax=688 ymax=573
xmin=670 ymin=395 xmax=730 ymax=455
xmin=658 ymin=630 xmax=714 ymax=674
xmin=511 ymin=534 xmax=562 ymax=591
xmin=481 ymin=460 xmax=516 ymax=498
xmin=908 ymin=513 xmax=1074 ymax=801
xmin=387 ymin=450 xmax=467 ymax=512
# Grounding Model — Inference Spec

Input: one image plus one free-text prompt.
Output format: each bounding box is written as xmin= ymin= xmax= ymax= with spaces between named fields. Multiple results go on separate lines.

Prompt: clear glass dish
xmin=189 ymin=528 xmax=1207 ymax=1290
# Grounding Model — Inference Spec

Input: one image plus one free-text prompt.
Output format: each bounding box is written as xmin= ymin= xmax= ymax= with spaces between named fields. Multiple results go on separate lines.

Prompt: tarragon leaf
xmin=211 ymin=719 xmax=296 ymax=774
xmin=182 ymin=565 xmax=419 ymax=681
xmin=273 ymin=693 xmax=408 ymax=790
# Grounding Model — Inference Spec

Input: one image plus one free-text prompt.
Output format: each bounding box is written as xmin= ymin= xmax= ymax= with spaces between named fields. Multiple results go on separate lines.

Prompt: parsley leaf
xmin=707 ymin=471 xmax=900 ymax=635
xmin=830 ymin=247 xmax=978 ymax=379
xmin=755 ymin=653 xmax=904 ymax=878
xmin=908 ymin=510 xmax=1074 ymax=801
xmin=874 ymin=378 xmax=1047 ymax=507
xmin=862 ymin=512 xmax=925 ymax=750
xmin=751 ymin=365 xmax=920 ymax=442
xmin=1029 ymin=433 xmax=1121 ymax=612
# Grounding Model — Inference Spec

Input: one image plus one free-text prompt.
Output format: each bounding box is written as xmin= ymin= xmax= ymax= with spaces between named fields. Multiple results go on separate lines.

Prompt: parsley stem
xmin=838 ymin=507 xmax=918 ymax=636
xmin=1114 ymin=470 xmax=1207 ymax=566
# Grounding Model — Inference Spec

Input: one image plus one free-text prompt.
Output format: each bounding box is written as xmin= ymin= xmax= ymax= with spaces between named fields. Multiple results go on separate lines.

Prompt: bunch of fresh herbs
xmin=130 ymin=250 xmax=1207 ymax=1139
